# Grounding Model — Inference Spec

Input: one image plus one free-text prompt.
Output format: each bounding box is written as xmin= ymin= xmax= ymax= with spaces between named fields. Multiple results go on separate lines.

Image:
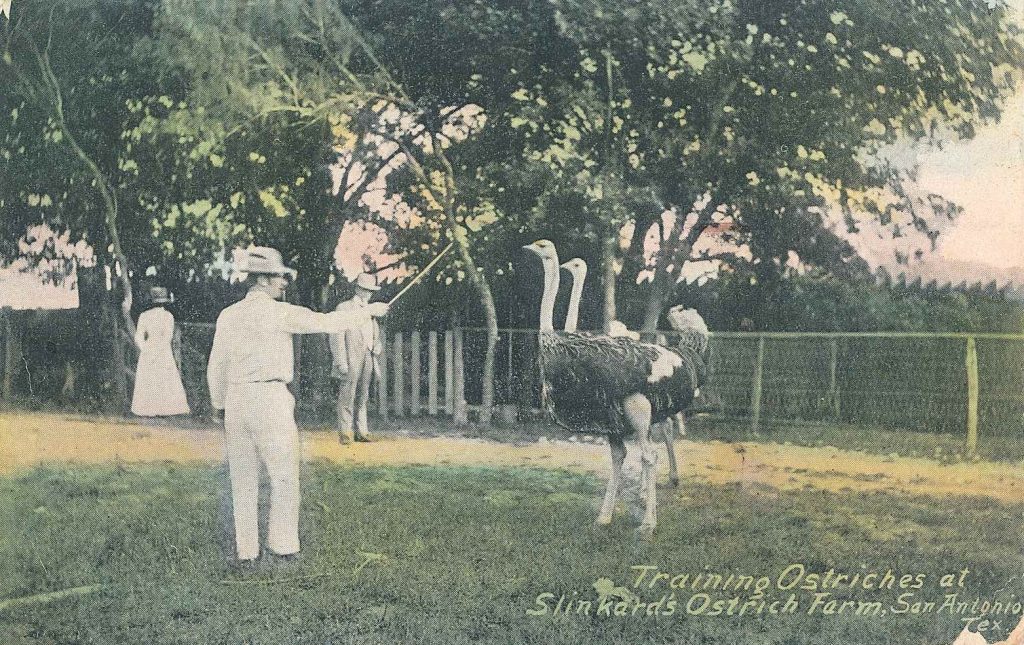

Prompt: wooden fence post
xmin=1 ymin=307 xmax=13 ymax=400
xmin=428 ymin=331 xmax=438 ymax=415
xmin=393 ymin=332 xmax=404 ymax=417
xmin=453 ymin=328 xmax=467 ymax=425
xmin=506 ymin=331 xmax=514 ymax=404
xmin=444 ymin=330 xmax=454 ymax=415
xmin=111 ymin=308 xmax=129 ymax=413
xmin=750 ymin=335 xmax=765 ymax=435
xmin=965 ymin=335 xmax=979 ymax=454
xmin=829 ymin=337 xmax=841 ymax=421
xmin=410 ymin=330 xmax=421 ymax=416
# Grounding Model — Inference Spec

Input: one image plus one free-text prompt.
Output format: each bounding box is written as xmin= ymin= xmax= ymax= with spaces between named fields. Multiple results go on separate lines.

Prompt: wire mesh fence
xmin=170 ymin=325 xmax=1024 ymax=444
xmin=3 ymin=312 xmax=1022 ymax=449
xmin=706 ymin=333 xmax=973 ymax=433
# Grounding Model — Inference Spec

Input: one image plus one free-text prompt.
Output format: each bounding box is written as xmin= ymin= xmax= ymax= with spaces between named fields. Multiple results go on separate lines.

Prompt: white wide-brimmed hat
xmin=239 ymin=246 xmax=297 ymax=279
xmin=354 ymin=272 xmax=381 ymax=291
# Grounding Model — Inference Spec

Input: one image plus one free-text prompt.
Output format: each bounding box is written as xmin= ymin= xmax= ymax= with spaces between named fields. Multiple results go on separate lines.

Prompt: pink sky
xmin=920 ymin=91 xmax=1024 ymax=270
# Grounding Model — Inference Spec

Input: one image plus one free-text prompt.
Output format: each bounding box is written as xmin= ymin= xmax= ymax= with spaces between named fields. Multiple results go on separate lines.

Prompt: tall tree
xmin=143 ymin=0 xmax=412 ymax=307
xmin=353 ymin=0 xmax=1023 ymax=331
xmin=2 ymin=0 xmax=161 ymax=329
xmin=615 ymin=0 xmax=1024 ymax=329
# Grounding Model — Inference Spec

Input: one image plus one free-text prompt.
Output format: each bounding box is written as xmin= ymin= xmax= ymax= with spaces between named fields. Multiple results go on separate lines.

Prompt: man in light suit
xmin=207 ymin=248 xmax=388 ymax=563
xmin=330 ymin=272 xmax=384 ymax=444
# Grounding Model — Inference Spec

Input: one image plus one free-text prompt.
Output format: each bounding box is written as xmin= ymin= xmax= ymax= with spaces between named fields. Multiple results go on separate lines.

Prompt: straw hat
xmin=239 ymin=246 xmax=297 ymax=279
xmin=149 ymin=286 xmax=173 ymax=304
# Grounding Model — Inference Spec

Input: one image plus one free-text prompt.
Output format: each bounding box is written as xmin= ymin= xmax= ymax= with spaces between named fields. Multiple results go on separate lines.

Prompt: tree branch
xmin=341 ymin=146 xmax=401 ymax=208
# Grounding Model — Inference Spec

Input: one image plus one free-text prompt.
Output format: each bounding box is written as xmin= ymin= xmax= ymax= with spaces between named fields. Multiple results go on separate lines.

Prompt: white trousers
xmin=337 ymin=351 xmax=373 ymax=435
xmin=224 ymin=382 xmax=300 ymax=560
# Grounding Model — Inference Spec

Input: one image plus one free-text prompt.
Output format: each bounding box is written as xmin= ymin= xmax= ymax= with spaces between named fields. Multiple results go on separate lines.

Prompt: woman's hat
xmin=149 ymin=286 xmax=173 ymax=304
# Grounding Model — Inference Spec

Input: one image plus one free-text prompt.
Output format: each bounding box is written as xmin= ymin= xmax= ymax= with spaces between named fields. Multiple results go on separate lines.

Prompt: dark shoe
xmin=354 ymin=433 xmax=376 ymax=443
xmin=230 ymin=557 xmax=260 ymax=573
xmin=339 ymin=432 xmax=354 ymax=445
xmin=269 ymin=551 xmax=300 ymax=563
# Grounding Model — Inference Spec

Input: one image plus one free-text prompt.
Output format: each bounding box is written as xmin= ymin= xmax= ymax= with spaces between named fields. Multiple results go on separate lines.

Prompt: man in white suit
xmin=207 ymin=247 xmax=389 ymax=563
xmin=330 ymin=272 xmax=384 ymax=444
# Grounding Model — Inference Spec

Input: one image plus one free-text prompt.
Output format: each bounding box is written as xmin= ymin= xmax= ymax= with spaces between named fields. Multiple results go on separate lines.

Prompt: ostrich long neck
xmin=564 ymin=267 xmax=585 ymax=332
xmin=539 ymin=255 xmax=560 ymax=332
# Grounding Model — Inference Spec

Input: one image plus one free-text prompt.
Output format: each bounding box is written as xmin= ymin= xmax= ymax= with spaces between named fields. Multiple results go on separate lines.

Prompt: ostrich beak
xmin=522 ymin=240 xmax=558 ymax=266
xmin=521 ymin=241 xmax=544 ymax=256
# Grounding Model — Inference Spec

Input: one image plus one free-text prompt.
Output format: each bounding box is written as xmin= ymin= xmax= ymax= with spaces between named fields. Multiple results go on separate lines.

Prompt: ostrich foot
xmin=670 ymin=476 xmax=680 ymax=488
xmin=595 ymin=513 xmax=613 ymax=526
xmin=635 ymin=523 xmax=655 ymax=541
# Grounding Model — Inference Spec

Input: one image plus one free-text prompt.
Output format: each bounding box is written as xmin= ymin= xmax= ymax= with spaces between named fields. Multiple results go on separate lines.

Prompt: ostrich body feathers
xmin=540 ymin=331 xmax=709 ymax=435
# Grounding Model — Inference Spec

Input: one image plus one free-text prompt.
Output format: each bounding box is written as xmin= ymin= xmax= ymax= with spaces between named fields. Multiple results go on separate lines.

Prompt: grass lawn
xmin=1 ymin=462 xmax=1023 ymax=644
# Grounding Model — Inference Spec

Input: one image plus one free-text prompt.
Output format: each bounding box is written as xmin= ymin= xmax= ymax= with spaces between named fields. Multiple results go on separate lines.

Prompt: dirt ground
xmin=1 ymin=411 xmax=1022 ymax=503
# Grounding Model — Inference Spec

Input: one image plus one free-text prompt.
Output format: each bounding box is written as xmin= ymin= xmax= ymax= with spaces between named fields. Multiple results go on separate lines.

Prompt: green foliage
xmin=0 ymin=1 xmax=160 ymax=270
xmin=695 ymin=270 xmax=1024 ymax=332
xmin=2 ymin=0 xmax=1022 ymax=329
xmin=355 ymin=0 xmax=1024 ymax=328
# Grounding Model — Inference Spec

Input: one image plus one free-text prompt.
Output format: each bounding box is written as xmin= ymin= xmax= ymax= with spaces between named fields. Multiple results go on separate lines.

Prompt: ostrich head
xmin=522 ymin=240 xmax=561 ymax=331
xmin=559 ymin=258 xmax=587 ymax=282
xmin=559 ymin=258 xmax=588 ymax=332
xmin=667 ymin=305 xmax=710 ymax=358
xmin=522 ymin=239 xmax=560 ymax=272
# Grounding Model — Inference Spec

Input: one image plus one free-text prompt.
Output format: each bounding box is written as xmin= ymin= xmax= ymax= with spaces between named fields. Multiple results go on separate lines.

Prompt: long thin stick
xmin=387 ymin=242 xmax=454 ymax=306
xmin=0 ymin=584 xmax=104 ymax=611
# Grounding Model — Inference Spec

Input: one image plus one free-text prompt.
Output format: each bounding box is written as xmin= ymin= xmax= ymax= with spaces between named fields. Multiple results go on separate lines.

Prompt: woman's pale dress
xmin=131 ymin=307 xmax=190 ymax=416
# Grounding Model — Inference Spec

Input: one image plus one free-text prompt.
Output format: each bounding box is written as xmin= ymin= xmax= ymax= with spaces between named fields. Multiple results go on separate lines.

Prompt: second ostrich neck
xmin=564 ymin=267 xmax=584 ymax=332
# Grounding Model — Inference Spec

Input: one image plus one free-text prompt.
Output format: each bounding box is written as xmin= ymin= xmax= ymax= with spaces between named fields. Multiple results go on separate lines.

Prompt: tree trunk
xmin=451 ymin=319 xmax=468 ymax=426
xmin=478 ymin=292 xmax=498 ymax=425
xmin=38 ymin=50 xmax=138 ymax=400
xmin=640 ymin=195 xmax=722 ymax=333
xmin=455 ymin=238 xmax=497 ymax=425
xmin=38 ymin=49 xmax=136 ymax=339
xmin=640 ymin=275 xmax=668 ymax=334
xmin=101 ymin=294 xmax=130 ymax=413
xmin=641 ymin=238 xmax=697 ymax=333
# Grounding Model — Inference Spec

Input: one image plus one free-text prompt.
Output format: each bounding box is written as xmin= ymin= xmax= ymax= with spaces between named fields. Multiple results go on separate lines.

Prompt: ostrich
xmin=559 ymin=256 xmax=699 ymax=487
xmin=522 ymin=240 xmax=710 ymax=535
xmin=561 ymin=254 xmax=696 ymax=487
xmin=661 ymin=306 xmax=713 ymax=484
xmin=608 ymin=311 xmax=705 ymax=488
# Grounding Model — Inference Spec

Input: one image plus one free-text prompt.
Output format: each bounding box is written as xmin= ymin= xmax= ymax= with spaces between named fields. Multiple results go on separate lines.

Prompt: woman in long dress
xmin=131 ymin=286 xmax=191 ymax=417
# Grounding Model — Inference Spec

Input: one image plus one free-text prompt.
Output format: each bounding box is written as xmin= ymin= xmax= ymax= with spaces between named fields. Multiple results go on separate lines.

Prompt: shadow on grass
xmin=1 ymin=462 xmax=1022 ymax=644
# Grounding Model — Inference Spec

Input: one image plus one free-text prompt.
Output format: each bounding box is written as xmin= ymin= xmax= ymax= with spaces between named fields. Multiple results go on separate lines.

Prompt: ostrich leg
xmin=624 ymin=394 xmax=657 ymax=536
xmin=665 ymin=413 xmax=686 ymax=487
xmin=597 ymin=434 xmax=626 ymax=525
xmin=664 ymin=420 xmax=680 ymax=488
xmin=673 ymin=412 xmax=687 ymax=437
